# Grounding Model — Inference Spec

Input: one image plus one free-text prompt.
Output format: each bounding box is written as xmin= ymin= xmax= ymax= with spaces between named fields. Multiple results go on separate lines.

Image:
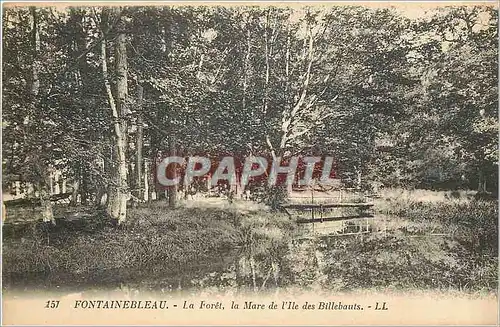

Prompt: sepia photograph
xmin=1 ymin=1 xmax=498 ymax=325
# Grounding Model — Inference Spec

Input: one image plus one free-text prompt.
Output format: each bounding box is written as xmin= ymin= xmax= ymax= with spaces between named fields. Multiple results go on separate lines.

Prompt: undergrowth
xmin=2 ymin=204 xmax=294 ymax=290
xmin=377 ymin=197 xmax=498 ymax=255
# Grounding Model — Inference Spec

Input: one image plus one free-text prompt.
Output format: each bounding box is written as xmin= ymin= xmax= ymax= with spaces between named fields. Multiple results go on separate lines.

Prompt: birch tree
xmin=99 ymin=8 xmax=129 ymax=223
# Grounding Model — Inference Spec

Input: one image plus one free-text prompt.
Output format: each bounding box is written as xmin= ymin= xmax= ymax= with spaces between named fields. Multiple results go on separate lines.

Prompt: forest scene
xmin=2 ymin=4 xmax=498 ymax=297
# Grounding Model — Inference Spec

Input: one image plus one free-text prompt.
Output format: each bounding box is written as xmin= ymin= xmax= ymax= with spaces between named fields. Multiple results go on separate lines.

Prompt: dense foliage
xmin=2 ymin=5 xmax=498 ymax=220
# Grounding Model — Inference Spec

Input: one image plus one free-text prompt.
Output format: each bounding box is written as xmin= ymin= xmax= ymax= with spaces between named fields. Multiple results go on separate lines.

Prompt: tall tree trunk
xmin=39 ymin=179 xmax=54 ymax=223
xmin=73 ymin=10 xmax=91 ymax=206
xmin=145 ymin=158 xmax=151 ymax=202
xmin=101 ymin=24 xmax=129 ymax=224
xmin=70 ymin=179 xmax=79 ymax=206
xmin=2 ymin=202 xmax=6 ymax=223
xmin=94 ymin=186 xmax=106 ymax=207
xmin=136 ymin=85 xmax=144 ymax=201
xmin=168 ymin=134 xmax=177 ymax=208
xmin=30 ymin=7 xmax=40 ymax=96
xmin=30 ymin=7 xmax=54 ymax=224
xmin=262 ymin=10 xmax=270 ymax=116
xmin=242 ymin=28 xmax=251 ymax=113
xmin=80 ymin=165 xmax=89 ymax=205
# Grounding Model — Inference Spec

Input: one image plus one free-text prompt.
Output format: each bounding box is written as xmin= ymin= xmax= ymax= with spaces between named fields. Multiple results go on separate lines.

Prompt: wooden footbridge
xmin=281 ymin=184 xmax=381 ymax=237
xmin=281 ymin=202 xmax=374 ymax=223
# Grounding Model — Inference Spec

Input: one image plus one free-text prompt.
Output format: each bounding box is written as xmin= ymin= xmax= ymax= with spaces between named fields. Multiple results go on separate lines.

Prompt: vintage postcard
xmin=1 ymin=1 xmax=498 ymax=325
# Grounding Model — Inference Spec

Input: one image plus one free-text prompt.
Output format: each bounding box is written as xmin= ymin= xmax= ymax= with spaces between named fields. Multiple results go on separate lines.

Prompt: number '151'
xmin=45 ymin=300 xmax=60 ymax=309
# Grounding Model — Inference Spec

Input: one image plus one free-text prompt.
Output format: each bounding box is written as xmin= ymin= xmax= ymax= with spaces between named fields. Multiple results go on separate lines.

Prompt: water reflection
xmin=131 ymin=237 xmax=329 ymax=294
xmin=4 ymin=220 xmax=385 ymax=295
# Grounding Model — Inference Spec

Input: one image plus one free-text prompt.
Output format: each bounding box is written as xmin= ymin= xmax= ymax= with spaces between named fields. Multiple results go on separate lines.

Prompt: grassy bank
xmin=2 ymin=201 xmax=294 ymax=290
xmin=375 ymin=189 xmax=498 ymax=256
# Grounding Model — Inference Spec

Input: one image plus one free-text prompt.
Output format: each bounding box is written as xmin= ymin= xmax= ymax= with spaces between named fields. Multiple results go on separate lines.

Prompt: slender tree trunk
xmin=136 ymin=85 xmax=144 ymax=201
xmin=70 ymin=179 xmax=79 ymax=206
xmin=94 ymin=186 xmax=106 ymax=207
xmin=154 ymin=23 xmax=173 ymax=202
xmin=30 ymin=7 xmax=54 ymax=224
xmin=30 ymin=7 xmax=40 ymax=96
xmin=168 ymin=134 xmax=177 ymax=208
xmin=39 ymin=173 xmax=54 ymax=223
xmin=156 ymin=173 xmax=166 ymax=200
xmin=242 ymin=26 xmax=251 ymax=112
xmin=250 ymin=255 xmax=257 ymax=292
xmin=72 ymin=10 xmax=95 ymax=206
xmin=144 ymin=158 xmax=151 ymax=202
xmin=101 ymin=25 xmax=129 ymax=223
xmin=262 ymin=10 xmax=270 ymax=115
xmin=80 ymin=165 xmax=89 ymax=205
xmin=2 ymin=202 xmax=6 ymax=223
